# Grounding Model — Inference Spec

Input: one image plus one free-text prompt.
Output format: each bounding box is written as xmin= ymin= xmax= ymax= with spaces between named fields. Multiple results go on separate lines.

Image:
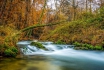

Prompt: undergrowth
xmin=0 ymin=26 xmax=19 ymax=57
xmin=40 ymin=10 xmax=104 ymax=50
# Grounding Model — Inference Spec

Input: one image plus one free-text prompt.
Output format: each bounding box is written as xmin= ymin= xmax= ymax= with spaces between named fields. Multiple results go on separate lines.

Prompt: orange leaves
xmin=0 ymin=0 xmax=48 ymax=28
xmin=80 ymin=26 xmax=104 ymax=45
xmin=0 ymin=0 xmax=51 ymax=40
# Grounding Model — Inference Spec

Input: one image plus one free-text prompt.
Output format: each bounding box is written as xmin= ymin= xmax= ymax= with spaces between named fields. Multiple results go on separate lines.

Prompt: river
xmin=0 ymin=41 xmax=104 ymax=70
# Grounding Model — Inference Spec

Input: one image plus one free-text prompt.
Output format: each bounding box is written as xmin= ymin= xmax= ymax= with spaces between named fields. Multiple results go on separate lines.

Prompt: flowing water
xmin=0 ymin=41 xmax=104 ymax=70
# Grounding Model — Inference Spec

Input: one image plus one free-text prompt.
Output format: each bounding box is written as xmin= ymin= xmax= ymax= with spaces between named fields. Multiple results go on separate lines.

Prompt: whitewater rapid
xmin=17 ymin=41 xmax=104 ymax=62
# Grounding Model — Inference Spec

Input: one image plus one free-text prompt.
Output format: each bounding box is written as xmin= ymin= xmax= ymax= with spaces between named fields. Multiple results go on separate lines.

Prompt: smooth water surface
xmin=0 ymin=41 xmax=104 ymax=70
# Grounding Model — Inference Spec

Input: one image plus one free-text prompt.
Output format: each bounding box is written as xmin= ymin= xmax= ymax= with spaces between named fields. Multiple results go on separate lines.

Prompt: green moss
xmin=94 ymin=46 xmax=103 ymax=50
xmin=3 ymin=46 xmax=18 ymax=57
xmin=73 ymin=42 xmax=81 ymax=47
xmin=73 ymin=42 xmax=103 ymax=50
xmin=0 ymin=43 xmax=18 ymax=57
xmin=30 ymin=42 xmax=47 ymax=50
xmin=83 ymin=44 xmax=93 ymax=49
xmin=55 ymin=40 xmax=66 ymax=44
xmin=10 ymin=47 xmax=18 ymax=54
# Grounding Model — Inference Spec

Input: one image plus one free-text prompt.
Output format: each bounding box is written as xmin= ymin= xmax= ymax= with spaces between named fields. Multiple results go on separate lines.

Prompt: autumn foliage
xmin=0 ymin=0 xmax=104 ymax=57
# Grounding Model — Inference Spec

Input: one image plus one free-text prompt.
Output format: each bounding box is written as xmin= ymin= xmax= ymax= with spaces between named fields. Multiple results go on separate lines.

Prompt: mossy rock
xmin=55 ymin=40 xmax=66 ymax=44
xmin=30 ymin=42 xmax=47 ymax=50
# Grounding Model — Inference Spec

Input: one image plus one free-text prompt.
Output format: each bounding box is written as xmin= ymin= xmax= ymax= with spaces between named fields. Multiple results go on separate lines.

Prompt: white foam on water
xmin=17 ymin=41 xmax=104 ymax=62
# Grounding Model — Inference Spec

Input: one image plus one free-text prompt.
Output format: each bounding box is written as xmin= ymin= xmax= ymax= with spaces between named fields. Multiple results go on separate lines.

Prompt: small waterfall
xmin=17 ymin=41 xmax=73 ymax=55
xmin=17 ymin=41 xmax=104 ymax=62
xmin=43 ymin=44 xmax=74 ymax=51
xmin=27 ymin=45 xmax=39 ymax=52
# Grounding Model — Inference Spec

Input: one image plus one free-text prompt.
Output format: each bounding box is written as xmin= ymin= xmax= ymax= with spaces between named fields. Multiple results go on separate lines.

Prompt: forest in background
xmin=0 ymin=0 xmax=104 ymax=57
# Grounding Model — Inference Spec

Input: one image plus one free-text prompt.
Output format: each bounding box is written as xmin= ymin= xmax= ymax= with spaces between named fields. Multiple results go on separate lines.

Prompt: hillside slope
xmin=40 ymin=16 xmax=104 ymax=49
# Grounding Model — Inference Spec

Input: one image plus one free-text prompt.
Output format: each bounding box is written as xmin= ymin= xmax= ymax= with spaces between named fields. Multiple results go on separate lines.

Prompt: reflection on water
xmin=0 ymin=54 xmax=104 ymax=70
xmin=0 ymin=41 xmax=104 ymax=70
xmin=0 ymin=56 xmax=63 ymax=70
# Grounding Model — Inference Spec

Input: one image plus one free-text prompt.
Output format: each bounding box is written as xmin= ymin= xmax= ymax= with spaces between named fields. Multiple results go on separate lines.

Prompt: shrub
xmin=81 ymin=12 xmax=94 ymax=19
xmin=73 ymin=42 xmax=81 ymax=47
xmin=94 ymin=46 xmax=102 ymax=50
xmin=10 ymin=47 xmax=18 ymax=54
xmin=73 ymin=43 xmax=97 ymax=50
xmin=82 ymin=43 xmax=87 ymax=47
xmin=88 ymin=45 xmax=94 ymax=50
xmin=86 ymin=16 xmax=103 ymax=23
xmin=99 ymin=7 xmax=104 ymax=18
xmin=4 ymin=46 xmax=18 ymax=57
xmin=4 ymin=49 xmax=16 ymax=57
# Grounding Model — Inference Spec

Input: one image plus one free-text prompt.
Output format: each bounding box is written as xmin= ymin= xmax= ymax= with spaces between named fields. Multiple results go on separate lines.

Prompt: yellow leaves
xmin=81 ymin=26 xmax=104 ymax=45
xmin=57 ymin=13 xmax=68 ymax=20
xmin=0 ymin=26 xmax=19 ymax=46
xmin=21 ymin=12 xmax=25 ymax=19
xmin=0 ymin=0 xmax=47 ymax=29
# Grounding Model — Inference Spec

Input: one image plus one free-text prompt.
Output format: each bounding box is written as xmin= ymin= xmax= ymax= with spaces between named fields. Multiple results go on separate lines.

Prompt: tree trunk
xmin=38 ymin=0 xmax=47 ymax=24
xmin=0 ymin=0 xmax=7 ymax=25
xmin=86 ymin=0 xmax=88 ymax=12
xmin=25 ymin=0 xmax=31 ymax=27
xmin=20 ymin=20 xmax=67 ymax=32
